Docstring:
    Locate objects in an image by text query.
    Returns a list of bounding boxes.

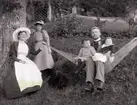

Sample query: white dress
[14,41,43,91]
[92,53,107,63]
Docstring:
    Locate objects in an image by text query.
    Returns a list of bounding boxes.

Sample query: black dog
[48,69,70,89]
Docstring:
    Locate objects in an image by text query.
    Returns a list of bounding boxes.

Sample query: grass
[76,15,131,32]
[0,36,137,105]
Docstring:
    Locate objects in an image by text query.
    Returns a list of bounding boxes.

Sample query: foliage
[0,0,21,15]
[75,0,137,17]
[49,16,137,39]
[25,0,137,23]
[51,15,89,38]
[50,0,137,17]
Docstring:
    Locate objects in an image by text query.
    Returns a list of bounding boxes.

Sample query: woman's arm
[42,30,50,47]
[9,43,20,62]
[27,43,42,55]
[42,30,53,54]
[30,49,41,55]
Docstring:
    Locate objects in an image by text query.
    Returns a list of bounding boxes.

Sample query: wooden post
[72,5,77,14]
[47,0,52,21]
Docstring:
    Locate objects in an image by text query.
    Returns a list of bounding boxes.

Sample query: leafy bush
[49,14,137,39]
[51,15,89,38]
[0,0,21,14]
[102,31,137,39]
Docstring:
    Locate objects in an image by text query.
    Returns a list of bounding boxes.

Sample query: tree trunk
[47,0,52,21]
[16,0,27,27]
[26,0,35,25]
[0,0,27,60]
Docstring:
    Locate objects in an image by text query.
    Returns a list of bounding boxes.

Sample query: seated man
[85,27,114,92]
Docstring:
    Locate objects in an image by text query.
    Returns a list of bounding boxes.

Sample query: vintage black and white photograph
[0,0,137,105]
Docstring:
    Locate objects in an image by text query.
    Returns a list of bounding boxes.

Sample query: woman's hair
[18,31,27,36]
[34,23,43,26]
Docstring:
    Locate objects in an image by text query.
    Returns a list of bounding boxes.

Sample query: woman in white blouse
[3,27,43,99]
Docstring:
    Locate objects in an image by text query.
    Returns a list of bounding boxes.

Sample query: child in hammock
[92,37,115,63]
[74,37,115,73]
[100,37,115,62]
[74,39,96,73]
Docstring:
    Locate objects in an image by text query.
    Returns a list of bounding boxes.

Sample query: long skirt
[3,57,43,99]
[33,42,54,71]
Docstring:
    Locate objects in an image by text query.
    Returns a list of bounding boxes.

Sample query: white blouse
[17,41,29,60]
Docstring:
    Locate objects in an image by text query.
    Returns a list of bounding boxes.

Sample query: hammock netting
[51,37,137,73]
[0,37,137,74]
[0,37,137,89]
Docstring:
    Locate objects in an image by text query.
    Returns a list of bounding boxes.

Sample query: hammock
[51,37,137,73]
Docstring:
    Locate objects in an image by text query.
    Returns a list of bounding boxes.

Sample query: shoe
[97,81,104,91]
[97,87,103,91]
[85,87,94,93]
[84,82,94,93]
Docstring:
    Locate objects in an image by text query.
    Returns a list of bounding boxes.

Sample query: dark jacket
[100,45,115,54]
[92,38,105,52]
[92,38,115,54]
[9,42,41,62]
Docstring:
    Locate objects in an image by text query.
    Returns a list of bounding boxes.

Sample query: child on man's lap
[74,39,96,73]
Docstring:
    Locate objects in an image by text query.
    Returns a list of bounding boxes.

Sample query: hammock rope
[1,37,137,74]
[51,47,76,64]
[51,37,137,73]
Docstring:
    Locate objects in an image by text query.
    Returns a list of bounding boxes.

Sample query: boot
[84,82,94,93]
[97,81,104,91]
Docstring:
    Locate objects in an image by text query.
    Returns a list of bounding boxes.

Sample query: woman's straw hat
[34,20,44,26]
[12,27,31,42]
